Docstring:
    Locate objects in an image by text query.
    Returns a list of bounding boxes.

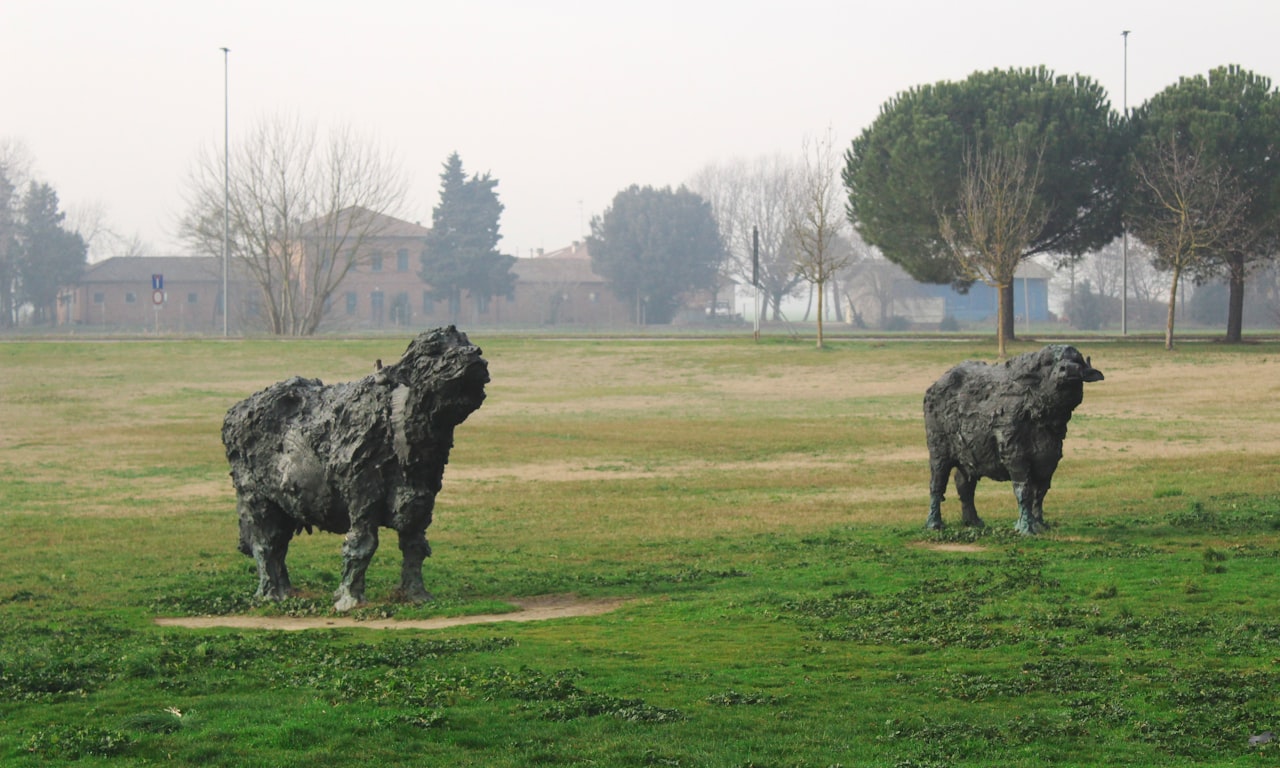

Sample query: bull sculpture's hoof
[1015,517,1049,536]
[393,587,433,604]
[333,588,365,613]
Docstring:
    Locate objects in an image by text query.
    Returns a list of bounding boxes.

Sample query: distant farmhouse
[58,212,639,333]
[60,255,230,333]
[839,258,1052,329]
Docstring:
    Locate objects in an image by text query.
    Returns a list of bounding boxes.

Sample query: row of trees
[586,131,848,343]
[594,64,1280,351]
[172,65,1280,344]
[176,120,845,337]
[845,64,1280,352]
[179,117,522,336]
[0,144,88,328]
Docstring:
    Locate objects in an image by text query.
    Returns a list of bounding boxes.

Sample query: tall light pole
[1121,30,1130,336]
[221,46,230,337]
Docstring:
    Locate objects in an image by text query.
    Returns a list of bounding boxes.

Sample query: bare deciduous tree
[835,234,895,329]
[688,155,805,322]
[939,139,1048,357]
[1128,137,1250,350]
[180,116,407,335]
[791,130,851,348]
[66,202,152,262]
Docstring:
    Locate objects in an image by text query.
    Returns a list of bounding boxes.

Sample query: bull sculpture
[924,345,1103,535]
[222,326,488,611]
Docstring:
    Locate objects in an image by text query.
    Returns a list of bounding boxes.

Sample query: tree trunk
[999,281,1016,345]
[995,281,1009,358]
[1165,266,1182,351]
[1225,252,1245,343]
[815,279,825,349]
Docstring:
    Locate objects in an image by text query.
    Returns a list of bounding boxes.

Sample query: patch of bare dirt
[916,542,987,553]
[154,594,628,632]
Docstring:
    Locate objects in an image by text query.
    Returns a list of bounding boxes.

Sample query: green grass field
[1,334,1278,767]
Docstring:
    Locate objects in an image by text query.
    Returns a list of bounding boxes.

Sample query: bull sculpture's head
[1050,345,1105,385]
[381,326,489,474]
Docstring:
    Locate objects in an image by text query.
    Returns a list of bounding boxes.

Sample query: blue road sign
[152,274,163,291]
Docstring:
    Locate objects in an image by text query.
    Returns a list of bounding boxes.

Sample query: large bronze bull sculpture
[222,326,488,610]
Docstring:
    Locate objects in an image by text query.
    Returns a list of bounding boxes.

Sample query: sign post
[152,274,164,333]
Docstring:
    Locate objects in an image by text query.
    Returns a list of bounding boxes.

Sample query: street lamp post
[221,46,230,337]
[1121,30,1130,336]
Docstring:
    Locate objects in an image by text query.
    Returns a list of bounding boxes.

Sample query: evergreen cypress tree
[418,153,516,321]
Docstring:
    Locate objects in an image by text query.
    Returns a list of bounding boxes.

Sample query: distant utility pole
[752,226,760,342]
[1121,30,1130,336]
[221,46,231,338]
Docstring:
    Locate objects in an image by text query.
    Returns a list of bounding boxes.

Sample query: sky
[5,0,1280,262]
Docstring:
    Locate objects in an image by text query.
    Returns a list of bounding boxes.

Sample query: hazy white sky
[5,0,1280,260]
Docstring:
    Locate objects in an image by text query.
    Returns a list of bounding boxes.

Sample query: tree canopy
[845,66,1125,345]
[587,185,725,325]
[418,152,516,321]
[1127,65,1280,342]
[16,181,86,325]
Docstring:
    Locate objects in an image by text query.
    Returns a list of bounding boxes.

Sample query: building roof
[512,254,605,284]
[299,206,430,240]
[537,241,591,260]
[511,240,605,284]
[1015,260,1054,280]
[84,256,223,283]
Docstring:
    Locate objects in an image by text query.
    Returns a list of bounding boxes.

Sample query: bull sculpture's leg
[238,498,295,600]
[926,457,951,530]
[954,468,984,528]
[391,489,436,602]
[1012,479,1047,535]
[1029,475,1052,532]
[333,521,379,612]
[395,527,433,603]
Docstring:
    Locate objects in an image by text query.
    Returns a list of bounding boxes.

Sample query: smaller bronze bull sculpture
[924,345,1103,534]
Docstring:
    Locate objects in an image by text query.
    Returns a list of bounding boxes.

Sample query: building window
[397,249,409,272]
[370,252,383,272]
[345,291,357,315]
[188,292,199,304]
[93,292,105,304]
[371,291,385,325]
[391,292,410,325]
[125,292,137,304]
[422,291,434,316]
